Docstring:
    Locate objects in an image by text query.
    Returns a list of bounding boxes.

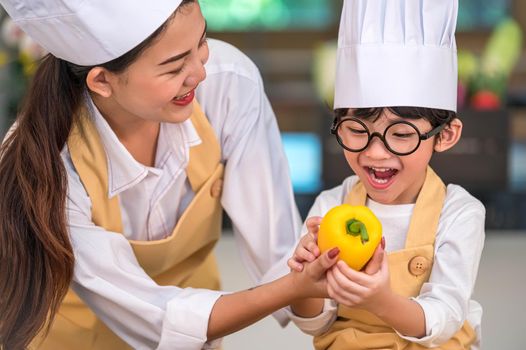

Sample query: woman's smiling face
[101,2,209,124]
[343,109,437,205]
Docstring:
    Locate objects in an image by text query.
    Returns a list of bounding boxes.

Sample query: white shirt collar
[366,197,415,217]
[85,94,202,198]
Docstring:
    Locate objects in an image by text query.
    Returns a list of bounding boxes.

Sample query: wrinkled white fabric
[334,0,459,111]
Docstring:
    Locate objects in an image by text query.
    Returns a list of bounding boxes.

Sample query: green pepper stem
[345,219,369,244]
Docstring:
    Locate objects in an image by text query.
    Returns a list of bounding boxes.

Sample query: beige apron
[314,167,476,350]
[33,102,224,349]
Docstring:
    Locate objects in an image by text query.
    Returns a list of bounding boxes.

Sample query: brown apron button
[408,256,430,276]
[210,179,223,198]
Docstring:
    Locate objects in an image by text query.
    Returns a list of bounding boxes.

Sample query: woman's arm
[66,164,338,349]
[68,209,337,349]
[207,249,339,340]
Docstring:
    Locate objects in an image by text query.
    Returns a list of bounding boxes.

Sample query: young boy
[287,0,485,349]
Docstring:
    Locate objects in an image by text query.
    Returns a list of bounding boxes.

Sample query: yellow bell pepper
[318,204,382,270]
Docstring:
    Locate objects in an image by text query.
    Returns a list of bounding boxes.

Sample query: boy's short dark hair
[335,107,456,128]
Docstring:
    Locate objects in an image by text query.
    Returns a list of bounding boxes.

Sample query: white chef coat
[289,175,485,349]
[62,39,302,350]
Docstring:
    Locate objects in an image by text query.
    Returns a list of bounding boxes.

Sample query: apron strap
[404,166,446,248]
[68,108,123,233]
[186,101,221,193]
[346,180,367,206]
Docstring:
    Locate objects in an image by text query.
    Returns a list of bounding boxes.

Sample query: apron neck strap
[68,106,124,233]
[405,166,446,248]
[186,101,221,193]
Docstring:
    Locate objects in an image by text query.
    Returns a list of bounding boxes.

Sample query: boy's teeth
[371,167,391,172]
[373,177,388,184]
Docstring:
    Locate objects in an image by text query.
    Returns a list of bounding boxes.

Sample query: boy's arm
[326,245,427,338]
[291,298,325,318]
[336,241,427,338]
[396,194,485,346]
[288,299,338,336]
[367,291,427,338]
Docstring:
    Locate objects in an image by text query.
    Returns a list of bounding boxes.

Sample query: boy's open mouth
[366,167,398,185]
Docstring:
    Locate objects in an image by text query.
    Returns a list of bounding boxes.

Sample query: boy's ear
[434,118,462,153]
[86,67,115,98]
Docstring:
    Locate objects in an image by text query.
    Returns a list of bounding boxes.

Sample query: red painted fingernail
[328,247,340,259]
[381,237,386,249]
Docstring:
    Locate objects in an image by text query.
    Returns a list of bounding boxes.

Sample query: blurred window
[281,132,322,194]
[458,0,511,30]
[201,0,334,31]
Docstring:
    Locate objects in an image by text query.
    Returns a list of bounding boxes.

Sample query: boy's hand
[288,216,322,272]
[326,242,392,312]
[362,236,386,275]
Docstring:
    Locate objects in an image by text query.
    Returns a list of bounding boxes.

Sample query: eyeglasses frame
[330,117,447,156]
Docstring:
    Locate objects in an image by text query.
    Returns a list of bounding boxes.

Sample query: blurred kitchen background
[1,0,525,349]
[199,0,526,228]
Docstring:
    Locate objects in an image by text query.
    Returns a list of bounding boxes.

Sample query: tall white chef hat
[0,0,183,66]
[334,0,459,112]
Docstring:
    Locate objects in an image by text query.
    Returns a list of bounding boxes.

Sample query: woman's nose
[184,64,206,87]
[184,51,208,87]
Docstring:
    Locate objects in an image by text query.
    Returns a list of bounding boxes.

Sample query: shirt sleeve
[196,40,303,325]
[286,299,338,336]
[397,188,486,347]
[63,150,226,350]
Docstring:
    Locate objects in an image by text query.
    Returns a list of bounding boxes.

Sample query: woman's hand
[289,242,340,318]
[291,245,340,299]
[288,216,322,272]
[326,241,392,313]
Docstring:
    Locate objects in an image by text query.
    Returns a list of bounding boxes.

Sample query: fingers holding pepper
[288,216,322,272]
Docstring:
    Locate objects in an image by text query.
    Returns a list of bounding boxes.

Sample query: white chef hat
[0,0,183,66]
[334,0,459,112]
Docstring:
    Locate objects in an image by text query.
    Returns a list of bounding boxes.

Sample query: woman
[0,1,334,349]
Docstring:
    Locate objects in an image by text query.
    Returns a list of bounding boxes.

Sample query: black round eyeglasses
[330,117,447,156]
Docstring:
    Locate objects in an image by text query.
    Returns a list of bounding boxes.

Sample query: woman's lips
[172,89,195,106]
